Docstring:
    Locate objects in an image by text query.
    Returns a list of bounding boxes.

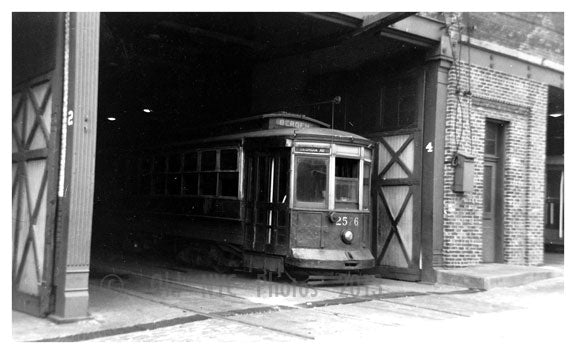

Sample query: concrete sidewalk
[435,263,561,289]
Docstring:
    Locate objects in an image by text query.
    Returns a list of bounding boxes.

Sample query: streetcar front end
[286,137,375,272]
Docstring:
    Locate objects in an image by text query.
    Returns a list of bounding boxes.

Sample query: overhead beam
[354,12,417,36]
[379,28,438,48]
[387,15,445,43]
[263,12,418,59]
[301,12,362,28]
[158,21,266,51]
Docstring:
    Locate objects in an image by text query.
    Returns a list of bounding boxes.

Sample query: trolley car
[99,112,375,278]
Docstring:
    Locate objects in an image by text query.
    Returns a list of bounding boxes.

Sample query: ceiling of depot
[96,13,425,150]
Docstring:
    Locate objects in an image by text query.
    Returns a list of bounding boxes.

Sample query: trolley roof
[168,111,373,148]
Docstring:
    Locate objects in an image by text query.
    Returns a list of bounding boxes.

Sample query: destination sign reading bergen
[270,118,312,129]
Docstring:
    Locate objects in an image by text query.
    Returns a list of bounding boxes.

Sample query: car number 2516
[335,216,359,227]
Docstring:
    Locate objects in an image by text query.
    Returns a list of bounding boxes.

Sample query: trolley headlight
[341,230,354,244]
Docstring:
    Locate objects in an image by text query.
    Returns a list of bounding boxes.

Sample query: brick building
[12,12,563,320]
[436,13,563,267]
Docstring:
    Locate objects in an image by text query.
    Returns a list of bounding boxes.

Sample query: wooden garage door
[372,131,422,281]
[12,72,60,316]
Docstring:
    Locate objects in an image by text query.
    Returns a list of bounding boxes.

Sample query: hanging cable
[466,23,474,154]
[455,14,466,153]
[442,12,466,154]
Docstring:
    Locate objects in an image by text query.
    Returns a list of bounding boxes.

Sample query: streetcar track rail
[104,285,314,340]
[38,266,482,342]
[377,299,470,317]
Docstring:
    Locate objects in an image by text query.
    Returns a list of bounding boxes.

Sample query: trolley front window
[335,157,359,209]
[295,157,328,208]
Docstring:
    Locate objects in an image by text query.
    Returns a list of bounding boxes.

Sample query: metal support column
[49,12,100,322]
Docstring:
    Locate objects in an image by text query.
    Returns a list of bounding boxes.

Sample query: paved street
[13,250,566,346]
[87,273,566,344]
[87,251,567,344]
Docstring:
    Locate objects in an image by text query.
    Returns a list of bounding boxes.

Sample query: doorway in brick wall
[482,120,505,263]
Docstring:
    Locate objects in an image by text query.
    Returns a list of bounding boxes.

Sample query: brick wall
[419,12,564,65]
[466,12,564,65]
[442,59,547,267]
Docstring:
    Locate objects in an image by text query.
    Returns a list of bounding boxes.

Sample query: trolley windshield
[295,156,328,208]
[335,157,359,209]
[293,145,371,211]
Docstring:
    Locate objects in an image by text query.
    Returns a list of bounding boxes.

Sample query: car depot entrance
[12,12,451,320]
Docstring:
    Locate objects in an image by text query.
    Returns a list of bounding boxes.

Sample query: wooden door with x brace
[371,130,422,281]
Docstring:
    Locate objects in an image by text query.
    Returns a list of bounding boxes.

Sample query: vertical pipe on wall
[57,13,70,199]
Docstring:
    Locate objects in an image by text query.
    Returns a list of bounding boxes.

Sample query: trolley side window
[183,173,199,195]
[220,149,238,170]
[200,150,217,171]
[295,156,328,208]
[335,157,359,210]
[199,172,217,195]
[199,149,240,198]
[200,150,218,195]
[219,149,239,197]
[135,148,239,198]
[183,152,199,195]
[183,152,198,171]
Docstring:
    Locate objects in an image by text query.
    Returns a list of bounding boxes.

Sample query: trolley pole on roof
[331,96,342,129]
[284,96,341,128]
